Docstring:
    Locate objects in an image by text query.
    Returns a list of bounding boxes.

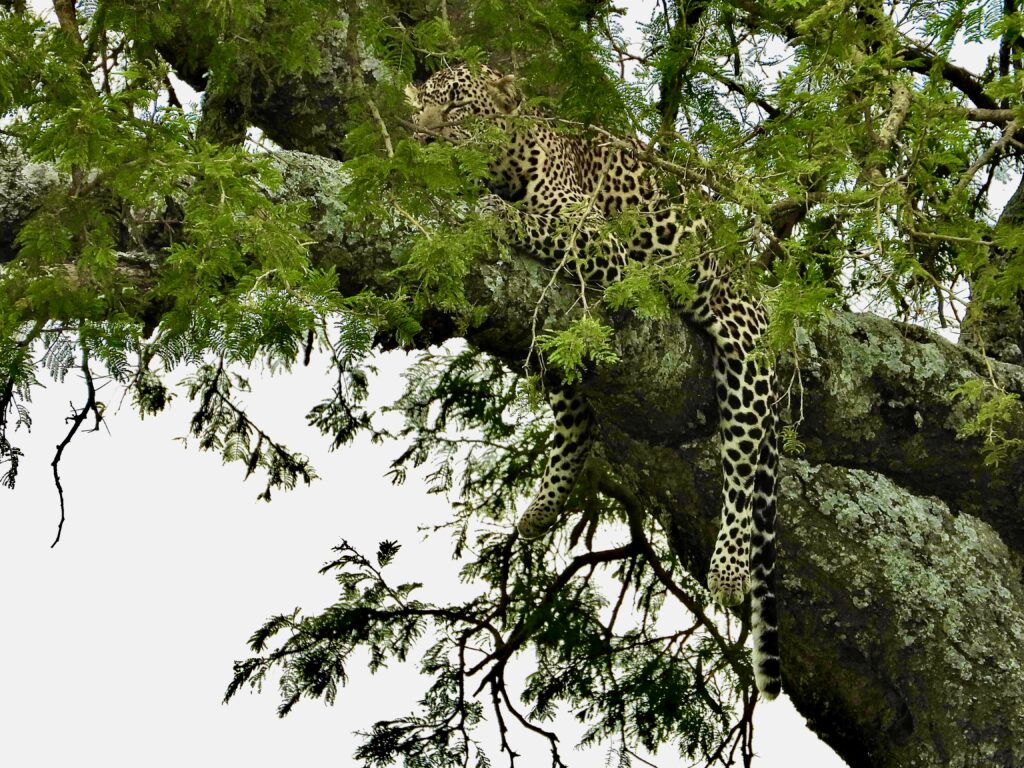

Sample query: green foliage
[780,424,806,457]
[100,0,343,100]
[223,347,742,762]
[763,263,837,355]
[132,369,172,417]
[947,379,1024,466]
[383,348,544,511]
[603,261,672,320]
[0,1,342,345]
[225,539,430,715]
[182,362,317,499]
[305,314,378,451]
[335,132,502,335]
[537,317,620,385]
[390,214,494,313]
[0,1,352,501]
[5,0,1024,764]
[226,519,738,766]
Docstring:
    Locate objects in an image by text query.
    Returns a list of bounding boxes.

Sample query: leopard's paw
[515,500,559,540]
[479,193,507,215]
[707,562,751,607]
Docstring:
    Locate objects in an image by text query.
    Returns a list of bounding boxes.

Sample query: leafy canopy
[2,0,1023,765]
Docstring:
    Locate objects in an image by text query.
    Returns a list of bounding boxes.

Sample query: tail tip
[753,652,781,700]
[757,676,782,700]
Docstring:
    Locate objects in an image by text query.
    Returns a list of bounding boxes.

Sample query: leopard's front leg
[517,386,593,538]
[481,195,628,283]
[479,198,617,538]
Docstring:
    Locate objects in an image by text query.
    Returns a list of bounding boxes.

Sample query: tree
[2,1,1024,766]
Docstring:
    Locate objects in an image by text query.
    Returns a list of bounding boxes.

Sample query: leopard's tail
[750,408,781,699]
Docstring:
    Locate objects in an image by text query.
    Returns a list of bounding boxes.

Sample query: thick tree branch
[4,148,1024,768]
[966,106,1019,123]
[52,0,82,48]
[896,45,998,111]
[4,149,1023,548]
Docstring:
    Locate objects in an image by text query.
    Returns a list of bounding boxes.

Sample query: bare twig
[470,542,640,682]
[704,686,757,767]
[705,69,781,118]
[496,676,567,768]
[909,229,991,248]
[488,677,518,767]
[50,350,102,547]
[956,120,1020,194]
[595,474,752,683]
[367,98,395,158]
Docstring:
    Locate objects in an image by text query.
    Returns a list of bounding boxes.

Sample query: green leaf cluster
[182,362,317,500]
[537,316,620,385]
[948,378,1024,465]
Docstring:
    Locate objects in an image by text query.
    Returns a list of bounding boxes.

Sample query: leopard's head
[404,64,522,143]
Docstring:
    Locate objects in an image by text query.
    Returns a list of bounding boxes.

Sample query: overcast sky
[0,349,846,767]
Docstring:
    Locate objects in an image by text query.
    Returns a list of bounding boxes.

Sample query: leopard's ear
[485,74,522,114]
[404,83,421,108]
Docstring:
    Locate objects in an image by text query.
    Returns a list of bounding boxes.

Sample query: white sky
[0,350,846,768]
[6,0,1012,765]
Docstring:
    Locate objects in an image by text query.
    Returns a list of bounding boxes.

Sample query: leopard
[405,64,781,700]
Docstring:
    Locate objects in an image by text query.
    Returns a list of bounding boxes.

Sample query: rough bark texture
[776,463,1024,768]
[6,8,1024,756]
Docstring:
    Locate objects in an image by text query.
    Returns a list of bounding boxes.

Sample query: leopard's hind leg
[684,278,773,608]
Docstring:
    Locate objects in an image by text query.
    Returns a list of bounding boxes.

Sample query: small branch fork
[459,478,754,764]
[595,475,753,683]
[956,119,1021,194]
[704,688,757,768]
[50,350,104,547]
[460,541,640,767]
[469,542,641,685]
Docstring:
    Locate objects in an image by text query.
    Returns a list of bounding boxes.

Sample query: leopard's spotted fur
[407,65,781,699]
